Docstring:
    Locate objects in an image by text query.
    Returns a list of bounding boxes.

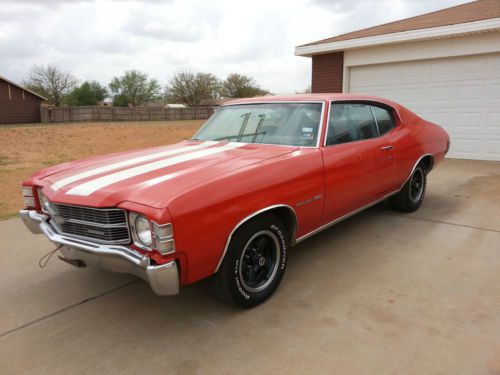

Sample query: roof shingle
[301,0,500,47]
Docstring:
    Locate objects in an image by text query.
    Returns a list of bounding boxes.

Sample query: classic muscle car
[20,94,449,307]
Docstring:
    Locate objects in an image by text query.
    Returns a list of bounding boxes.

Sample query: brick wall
[0,79,43,124]
[311,52,344,93]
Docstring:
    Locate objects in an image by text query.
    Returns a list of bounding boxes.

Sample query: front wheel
[211,215,289,308]
[389,164,427,212]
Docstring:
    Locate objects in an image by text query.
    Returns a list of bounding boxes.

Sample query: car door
[321,102,394,224]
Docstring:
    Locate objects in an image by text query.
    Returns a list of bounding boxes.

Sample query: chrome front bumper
[19,209,179,296]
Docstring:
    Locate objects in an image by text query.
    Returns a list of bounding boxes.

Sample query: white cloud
[0,0,470,93]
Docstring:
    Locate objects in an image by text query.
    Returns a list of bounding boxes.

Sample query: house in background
[0,75,47,124]
[296,0,500,161]
[165,103,187,109]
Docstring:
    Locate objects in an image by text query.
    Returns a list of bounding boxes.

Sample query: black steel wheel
[211,214,289,308]
[389,163,427,212]
[409,167,425,203]
[239,230,280,293]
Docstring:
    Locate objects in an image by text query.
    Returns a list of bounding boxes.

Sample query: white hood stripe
[51,141,218,191]
[66,142,246,196]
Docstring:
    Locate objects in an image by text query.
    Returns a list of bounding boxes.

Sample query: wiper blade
[237,112,251,142]
[214,131,266,142]
[252,114,266,143]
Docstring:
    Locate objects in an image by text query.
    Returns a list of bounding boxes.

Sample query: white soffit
[295,17,500,56]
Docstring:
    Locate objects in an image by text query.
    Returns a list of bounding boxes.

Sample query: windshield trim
[192,101,325,149]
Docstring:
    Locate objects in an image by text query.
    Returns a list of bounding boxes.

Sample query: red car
[20,94,449,307]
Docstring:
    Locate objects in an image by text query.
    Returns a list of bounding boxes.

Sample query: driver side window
[326,103,378,146]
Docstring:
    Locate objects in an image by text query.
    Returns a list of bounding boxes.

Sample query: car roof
[224,93,399,108]
[223,94,417,125]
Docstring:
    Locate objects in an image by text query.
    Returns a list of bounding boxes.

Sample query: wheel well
[215,205,299,273]
[236,206,298,245]
[420,155,434,173]
[264,206,298,243]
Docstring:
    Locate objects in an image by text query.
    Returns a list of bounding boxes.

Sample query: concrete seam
[388,214,500,234]
[0,279,139,339]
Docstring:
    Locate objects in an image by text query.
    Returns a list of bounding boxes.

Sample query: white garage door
[349,53,500,161]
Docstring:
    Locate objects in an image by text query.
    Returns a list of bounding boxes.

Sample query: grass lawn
[0,120,204,219]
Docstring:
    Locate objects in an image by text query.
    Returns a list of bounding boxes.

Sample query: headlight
[129,213,175,254]
[135,215,153,247]
[37,188,53,214]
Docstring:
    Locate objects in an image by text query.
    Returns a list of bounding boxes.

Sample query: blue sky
[0,0,470,93]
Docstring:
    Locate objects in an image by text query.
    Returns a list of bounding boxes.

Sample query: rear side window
[371,106,395,135]
[326,103,378,146]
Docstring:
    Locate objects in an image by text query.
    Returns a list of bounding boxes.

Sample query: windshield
[193,102,323,147]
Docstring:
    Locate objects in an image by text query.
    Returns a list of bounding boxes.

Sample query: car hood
[39,141,298,208]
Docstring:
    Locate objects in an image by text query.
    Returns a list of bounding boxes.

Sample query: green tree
[166,71,220,106]
[65,81,108,106]
[220,73,268,98]
[24,64,78,106]
[108,70,161,107]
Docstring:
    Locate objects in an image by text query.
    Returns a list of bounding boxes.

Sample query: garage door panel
[454,112,485,132]
[427,85,455,101]
[486,112,500,136]
[490,81,500,99]
[349,53,500,161]
[456,83,485,100]
[485,139,500,160]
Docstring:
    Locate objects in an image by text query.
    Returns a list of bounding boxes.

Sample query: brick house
[295,0,500,161]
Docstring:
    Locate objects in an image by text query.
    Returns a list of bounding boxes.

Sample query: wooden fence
[40,106,215,123]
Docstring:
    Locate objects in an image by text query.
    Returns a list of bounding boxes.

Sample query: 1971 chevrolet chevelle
[20,94,449,307]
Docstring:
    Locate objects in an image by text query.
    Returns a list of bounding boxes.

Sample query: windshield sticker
[302,127,313,132]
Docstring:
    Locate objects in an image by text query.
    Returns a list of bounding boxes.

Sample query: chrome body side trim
[214,204,298,273]
[294,153,434,243]
[295,190,399,243]
[19,209,179,296]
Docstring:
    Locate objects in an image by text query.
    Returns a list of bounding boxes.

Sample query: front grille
[51,204,130,244]
[56,204,126,225]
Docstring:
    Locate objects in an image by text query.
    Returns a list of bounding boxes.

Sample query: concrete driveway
[1,159,499,375]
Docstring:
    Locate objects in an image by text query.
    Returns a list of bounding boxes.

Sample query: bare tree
[109,70,162,107]
[166,71,220,106]
[220,73,268,98]
[295,85,312,94]
[24,64,78,106]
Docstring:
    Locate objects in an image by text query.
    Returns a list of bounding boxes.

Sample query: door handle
[381,145,393,150]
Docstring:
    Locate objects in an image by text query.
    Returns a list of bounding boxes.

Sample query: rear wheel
[211,215,289,308]
[389,164,427,212]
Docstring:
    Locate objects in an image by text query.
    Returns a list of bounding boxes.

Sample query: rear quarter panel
[390,105,449,184]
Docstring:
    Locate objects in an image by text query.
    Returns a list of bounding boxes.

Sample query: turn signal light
[21,186,35,208]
